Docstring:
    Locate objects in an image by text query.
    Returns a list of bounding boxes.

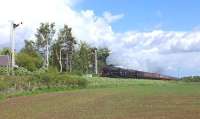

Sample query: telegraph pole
[10,22,14,75]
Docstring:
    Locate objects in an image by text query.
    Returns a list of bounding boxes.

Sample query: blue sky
[76,0,200,32]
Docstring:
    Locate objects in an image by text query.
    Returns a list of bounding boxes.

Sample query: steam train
[101,66,177,80]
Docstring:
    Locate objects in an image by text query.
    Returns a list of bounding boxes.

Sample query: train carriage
[101,66,177,80]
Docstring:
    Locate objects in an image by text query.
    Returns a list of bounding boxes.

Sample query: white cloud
[0,0,200,77]
[103,12,124,23]
[107,30,200,77]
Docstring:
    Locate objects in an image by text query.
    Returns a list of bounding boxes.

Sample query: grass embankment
[0,78,200,119]
[0,76,197,100]
[0,76,177,100]
[0,74,87,100]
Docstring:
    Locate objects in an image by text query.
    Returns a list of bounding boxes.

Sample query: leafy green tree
[59,25,76,72]
[50,25,76,72]
[16,40,43,71]
[16,52,43,71]
[0,48,11,55]
[97,48,110,71]
[35,22,55,52]
[21,40,37,56]
[50,41,61,70]
[78,42,91,73]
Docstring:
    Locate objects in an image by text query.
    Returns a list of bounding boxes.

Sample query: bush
[33,67,47,75]
[39,72,57,88]
[0,76,33,92]
[33,73,87,89]
[0,72,88,97]
[181,76,200,82]
[0,67,9,75]
[56,74,87,88]
[15,67,32,76]
[16,52,43,71]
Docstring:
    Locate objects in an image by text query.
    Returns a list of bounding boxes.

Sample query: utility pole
[10,21,22,75]
[10,22,14,75]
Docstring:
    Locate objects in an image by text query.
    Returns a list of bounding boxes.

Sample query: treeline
[0,23,110,98]
[181,76,200,82]
[0,22,110,75]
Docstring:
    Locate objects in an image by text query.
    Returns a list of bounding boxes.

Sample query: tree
[35,22,55,68]
[97,48,110,72]
[0,48,11,56]
[73,44,110,74]
[51,25,76,72]
[50,41,61,71]
[21,40,36,56]
[16,52,43,71]
[35,23,55,51]
[16,40,43,71]
[78,42,91,73]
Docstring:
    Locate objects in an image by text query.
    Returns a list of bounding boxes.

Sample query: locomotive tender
[101,66,177,80]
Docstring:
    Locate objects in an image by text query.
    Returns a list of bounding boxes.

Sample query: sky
[75,0,200,31]
[0,0,200,77]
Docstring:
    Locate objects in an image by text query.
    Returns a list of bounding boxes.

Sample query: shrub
[0,75,33,92]
[33,67,47,75]
[181,76,200,82]
[0,72,88,96]
[15,67,32,76]
[0,67,9,75]
[16,52,43,71]
[56,74,87,88]
[39,72,57,88]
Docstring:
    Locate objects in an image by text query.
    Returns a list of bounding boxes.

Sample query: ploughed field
[0,78,200,119]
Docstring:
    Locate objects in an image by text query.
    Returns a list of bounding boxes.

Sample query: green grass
[0,77,197,100]
[0,77,200,119]
[87,77,176,88]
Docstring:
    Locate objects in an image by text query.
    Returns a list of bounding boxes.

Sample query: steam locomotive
[101,66,177,80]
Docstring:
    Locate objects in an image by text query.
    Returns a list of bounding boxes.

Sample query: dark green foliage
[20,40,36,55]
[181,76,200,82]
[78,42,91,73]
[0,48,11,55]
[0,67,9,75]
[50,25,76,72]
[14,67,32,76]
[97,48,110,72]
[36,67,59,88]
[16,52,43,71]
[56,74,87,88]
[0,73,87,96]
[34,72,87,89]
[33,67,47,74]
[0,76,33,92]
[16,39,43,71]
[35,22,55,50]
[50,42,61,70]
